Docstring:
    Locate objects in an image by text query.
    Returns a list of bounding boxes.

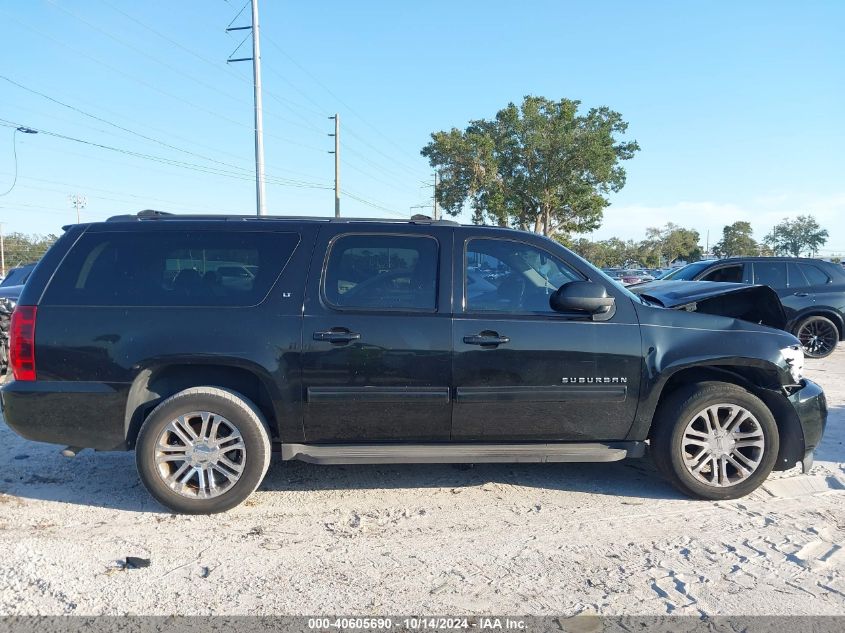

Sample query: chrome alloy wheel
[154,411,247,499]
[681,404,765,487]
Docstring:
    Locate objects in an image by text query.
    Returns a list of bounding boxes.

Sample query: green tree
[713,221,759,258]
[2,233,57,274]
[567,237,633,268]
[763,215,829,256]
[421,96,639,238]
[643,223,701,265]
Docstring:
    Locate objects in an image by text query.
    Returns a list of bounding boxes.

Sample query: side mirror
[550,281,615,320]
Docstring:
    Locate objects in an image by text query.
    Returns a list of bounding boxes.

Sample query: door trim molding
[455,385,627,403]
[307,386,450,403]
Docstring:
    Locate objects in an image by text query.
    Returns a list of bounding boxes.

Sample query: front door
[451,232,642,441]
[301,226,453,442]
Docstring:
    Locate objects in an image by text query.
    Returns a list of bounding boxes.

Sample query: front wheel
[795,315,839,359]
[135,387,272,514]
[651,382,779,500]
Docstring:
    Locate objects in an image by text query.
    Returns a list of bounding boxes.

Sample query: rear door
[301,224,453,442]
[451,230,642,441]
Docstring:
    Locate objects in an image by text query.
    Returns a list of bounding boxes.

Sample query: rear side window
[787,263,809,288]
[323,234,438,311]
[799,263,831,286]
[753,262,787,289]
[42,230,299,307]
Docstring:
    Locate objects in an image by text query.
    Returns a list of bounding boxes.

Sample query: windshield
[0,267,32,287]
[661,261,715,280]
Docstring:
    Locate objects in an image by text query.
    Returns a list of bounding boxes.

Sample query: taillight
[9,305,37,381]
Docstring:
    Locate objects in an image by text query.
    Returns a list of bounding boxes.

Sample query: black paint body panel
[0,217,829,469]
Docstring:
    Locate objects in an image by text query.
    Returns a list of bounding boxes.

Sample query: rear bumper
[0,380,128,451]
[788,378,827,470]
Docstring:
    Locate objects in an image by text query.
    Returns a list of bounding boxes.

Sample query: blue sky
[1,0,843,254]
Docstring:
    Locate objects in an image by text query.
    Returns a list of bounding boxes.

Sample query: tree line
[2,232,58,273]
[421,95,832,267]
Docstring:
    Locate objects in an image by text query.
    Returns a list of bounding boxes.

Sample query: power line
[2,10,327,155]
[2,75,328,183]
[260,35,427,178]
[0,118,332,190]
[0,126,38,197]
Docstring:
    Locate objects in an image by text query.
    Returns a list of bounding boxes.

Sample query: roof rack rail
[104,210,462,226]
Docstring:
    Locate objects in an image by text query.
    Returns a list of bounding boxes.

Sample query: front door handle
[463,332,510,347]
[793,292,810,297]
[313,329,361,344]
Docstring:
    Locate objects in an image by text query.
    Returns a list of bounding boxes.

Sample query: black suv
[660,257,845,358]
[1,213,827,513]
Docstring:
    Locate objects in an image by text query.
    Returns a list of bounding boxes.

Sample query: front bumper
[787,378,827,472]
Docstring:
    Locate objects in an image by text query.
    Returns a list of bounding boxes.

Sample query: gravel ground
[0,349,843,616]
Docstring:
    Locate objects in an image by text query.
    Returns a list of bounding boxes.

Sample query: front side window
[753,261,788,289]
[42,230,298,306]
[323,234,438,311]
[700,265,743,283]
[465,238,582,313]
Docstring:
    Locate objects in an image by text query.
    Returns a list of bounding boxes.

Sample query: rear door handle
[793,292,810,297]
[463,333,510,346]
[313,329,361,344]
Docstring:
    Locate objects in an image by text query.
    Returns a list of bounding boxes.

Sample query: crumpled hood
[630,280,787,330]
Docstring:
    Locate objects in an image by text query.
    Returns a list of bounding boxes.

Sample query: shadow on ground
[2,404,841,514]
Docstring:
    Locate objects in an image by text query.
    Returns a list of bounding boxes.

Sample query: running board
[281,442,645,465]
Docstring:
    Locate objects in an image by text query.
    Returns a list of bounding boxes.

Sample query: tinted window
[662,261,715,280]
[700,265,743,283]
[323,234,438,310]
[787,263,809,288]
[465,238,582,313]
[800,264,831,286]
[43,230,298,306]
[754,261,788,288]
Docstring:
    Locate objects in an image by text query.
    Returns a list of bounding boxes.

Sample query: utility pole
[227,0,266,216]
[68,194,87,224]
[328,114,340,217]
[0,223,5,278]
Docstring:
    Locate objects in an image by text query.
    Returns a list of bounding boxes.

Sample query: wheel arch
[124,361,281,449]
[645,365,804,471]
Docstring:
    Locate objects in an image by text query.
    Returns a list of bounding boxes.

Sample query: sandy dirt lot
[0,349,843,616]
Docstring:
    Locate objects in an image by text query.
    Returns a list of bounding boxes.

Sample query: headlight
[780,345,804,384]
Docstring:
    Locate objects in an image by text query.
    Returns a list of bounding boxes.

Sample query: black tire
[135,387,272,514]
[795,315,839,359]
[651,381,779,500]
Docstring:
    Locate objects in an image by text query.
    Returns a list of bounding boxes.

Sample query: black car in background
[656,257,845,358]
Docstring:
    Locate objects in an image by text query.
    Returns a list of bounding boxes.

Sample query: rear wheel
[135,387,272,514]
[795,315,839,359]
[651,382,779,500]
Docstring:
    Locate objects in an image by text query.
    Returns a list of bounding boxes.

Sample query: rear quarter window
[42,230,299,307]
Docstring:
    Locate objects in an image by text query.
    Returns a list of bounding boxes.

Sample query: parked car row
[601,268,659,285]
